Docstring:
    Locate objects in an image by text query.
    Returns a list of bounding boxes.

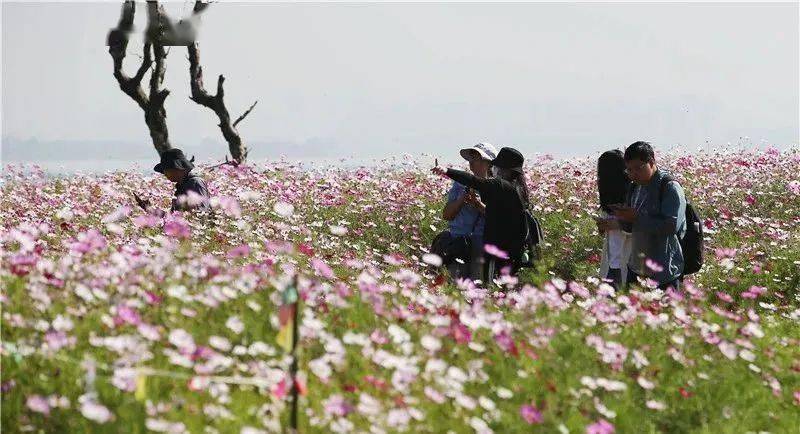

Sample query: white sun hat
[459,142,498,162]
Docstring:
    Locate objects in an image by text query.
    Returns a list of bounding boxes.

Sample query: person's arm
[464,190,486,214]
[442,182,466,220]
[443,195,467,221]
[633,182,685,235]
[134,193,166,217]
[445,169,493,196]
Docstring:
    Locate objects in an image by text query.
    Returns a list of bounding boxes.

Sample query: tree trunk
[187,1,253,164]
[107,0,172,156]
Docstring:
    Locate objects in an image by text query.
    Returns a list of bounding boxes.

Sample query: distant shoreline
[3,144,798,176]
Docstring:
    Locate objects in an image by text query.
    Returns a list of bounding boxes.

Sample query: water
[1,155,454,177]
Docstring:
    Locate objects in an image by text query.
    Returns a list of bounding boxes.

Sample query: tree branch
[233,100,258,128]
[186,0,250,163]
[108,1,150,110]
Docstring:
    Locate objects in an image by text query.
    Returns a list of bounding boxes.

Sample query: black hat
[490,147,524,171]
[154,148,194,173]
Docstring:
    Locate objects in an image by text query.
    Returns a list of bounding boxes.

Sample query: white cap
[459,142,498,162]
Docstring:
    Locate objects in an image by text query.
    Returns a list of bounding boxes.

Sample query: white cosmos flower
[425,359,447,375]
[343,332,370,346]
[387,324,410,345]
[329,225,348,236]
[208,336,231,352]
[79,396,113,423]
[478,396,496,411]
[420,335,441,352]
[468,342,486,353]
[225,316,244,335]
[470,416,493,434]
[637,376,655,390]
[455,393,476,410]
[422,253,443,267]
[496,387,513,399]
[357,393,381,416]
[168,329,196,354]
[273,201,294,218]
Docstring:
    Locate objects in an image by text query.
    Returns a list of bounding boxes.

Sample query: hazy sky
[2,1,798,162]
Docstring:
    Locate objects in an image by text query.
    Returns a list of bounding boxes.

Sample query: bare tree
[107,0,171,156]
[187,0,254,164]
[107,0,254,164]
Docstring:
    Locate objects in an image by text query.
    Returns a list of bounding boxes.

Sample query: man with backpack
[612,141,701,290]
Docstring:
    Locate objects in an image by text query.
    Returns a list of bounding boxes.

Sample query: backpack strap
[657,173,674,209]
[657,173,686,238]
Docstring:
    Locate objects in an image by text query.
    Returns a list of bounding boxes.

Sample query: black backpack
[658,175,704,275]
[517,208,544,268]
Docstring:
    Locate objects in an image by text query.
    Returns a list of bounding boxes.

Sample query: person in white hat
[439,142,498,280]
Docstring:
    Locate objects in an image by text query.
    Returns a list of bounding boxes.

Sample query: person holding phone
[613,141,686,290]
[135,148,211,216]
[594,149,632,289]
[432,146,529,283]
[438,143,497,280]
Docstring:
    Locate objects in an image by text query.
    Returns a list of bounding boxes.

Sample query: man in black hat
[432,147,530,281]
[135,148,211,214]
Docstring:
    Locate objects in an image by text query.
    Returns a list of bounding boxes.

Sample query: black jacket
[445,169,527,260]
[172,173,211,212]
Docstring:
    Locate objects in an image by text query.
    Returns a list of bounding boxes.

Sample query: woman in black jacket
[432,147,529,281]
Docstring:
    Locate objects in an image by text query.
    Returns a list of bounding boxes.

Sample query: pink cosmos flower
[741,285,767,299]
[44,331,72,352]
[27,394,51,415]
[322,394,353,417]
[369,330,388,345]
[144,291,163,305]
[226,244,251,259]
[494,331,519,357]
[716,291,733,303]
[311,258,336,279]
[520,403,543,424]
[645,258,663,273]
[483,244,509,260]
[101,205,131,224]
[788,180,800,195]
[69,229,107,254]
[163,217,191,239]
[9,253,38,276]
[424,386,446,404]
[133,214,161,228]
[114,305,142,327]
[212,195,241,217]
[272,378,287,399]
[714,248,737,260]
[586,418,615,434]
[451,321,472,345]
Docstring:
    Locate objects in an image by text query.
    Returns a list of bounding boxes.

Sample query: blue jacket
[446,181,485,238]
[626,169,686,284]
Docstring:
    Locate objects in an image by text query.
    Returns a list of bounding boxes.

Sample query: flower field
[2,147,799,433]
